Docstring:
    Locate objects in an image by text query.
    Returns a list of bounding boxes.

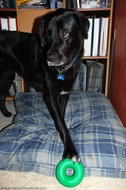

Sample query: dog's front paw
[63,151,81,163]
[71,155,81,163]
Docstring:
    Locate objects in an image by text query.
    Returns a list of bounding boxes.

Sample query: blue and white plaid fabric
[0,91,126,177]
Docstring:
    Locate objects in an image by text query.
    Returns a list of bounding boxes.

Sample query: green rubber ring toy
[56,158,85,188]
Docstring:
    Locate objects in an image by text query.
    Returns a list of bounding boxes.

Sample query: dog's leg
[59,94,69,117]
[43,93,79,162]
[0,71,15,117]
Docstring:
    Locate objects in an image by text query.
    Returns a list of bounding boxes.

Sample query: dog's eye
[63,31,69,38]
[47,34,51,39]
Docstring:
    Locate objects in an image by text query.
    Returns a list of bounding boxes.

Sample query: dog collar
[57,73,65,80]
[71,56,78,64]
[56,56,78,81]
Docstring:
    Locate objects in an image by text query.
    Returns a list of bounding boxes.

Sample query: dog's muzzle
[47,61,65,67]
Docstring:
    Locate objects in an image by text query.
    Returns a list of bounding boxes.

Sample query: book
[76,0,81,9]
[72,0,80,9]
[50,0,56,8]
[74,63,87,92]
[99,17,109,56]
[8,17,17,31]
[57,1,63,8]
[81,0,106,8]
[9,74,23,96]
[66,0,74,8]
[18,0,50,9]
[92,17,100,56]
[86,60,104,92]
[84,17,93,56]
[50,0,63,8]
[0,0,16,8]
[105,0,111,7]
[0,17,17,31]
[2,0,9,8]
[0,17,8,31]
[9,83,16,96]
[8,0,16,8]
[66,0,81,8]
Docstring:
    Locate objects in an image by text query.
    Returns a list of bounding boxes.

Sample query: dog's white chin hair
[47,61,65,67]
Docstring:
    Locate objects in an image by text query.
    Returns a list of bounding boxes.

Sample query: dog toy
[56,158,84,188]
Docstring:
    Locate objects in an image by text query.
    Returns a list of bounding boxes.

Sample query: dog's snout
[47,54,56,62]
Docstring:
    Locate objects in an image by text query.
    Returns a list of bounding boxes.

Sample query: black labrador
[0,9,89,161]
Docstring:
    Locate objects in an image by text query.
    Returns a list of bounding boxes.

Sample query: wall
[109,0,126,127]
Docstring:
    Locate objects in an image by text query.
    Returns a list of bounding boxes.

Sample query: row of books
[0,16,17,31]
[0,0,16,8]
[50,0,63,8]
[74,61,104,92]
[10,60,105,95]
[84,16,109,57]
[9,61,104,95]
[86,60,104,92]
[18,0,63,9]
[66,0,111,9]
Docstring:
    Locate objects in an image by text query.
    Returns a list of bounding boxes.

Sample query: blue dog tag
[57,74,65,81]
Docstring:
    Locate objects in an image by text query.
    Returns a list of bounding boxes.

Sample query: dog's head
[39,9,89,69]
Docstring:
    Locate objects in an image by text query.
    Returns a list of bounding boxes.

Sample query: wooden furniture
[109,0,126,127]
[0,0,114,97]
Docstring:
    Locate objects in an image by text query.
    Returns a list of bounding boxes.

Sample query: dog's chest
[60,90,70,95]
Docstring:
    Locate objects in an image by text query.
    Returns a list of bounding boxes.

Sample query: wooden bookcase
[0,0,114,97]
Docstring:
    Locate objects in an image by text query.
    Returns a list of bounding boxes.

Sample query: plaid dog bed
[0,91,126,177]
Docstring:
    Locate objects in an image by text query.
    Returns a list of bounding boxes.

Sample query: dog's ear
[74,11,90,39]
[39,19,46,47]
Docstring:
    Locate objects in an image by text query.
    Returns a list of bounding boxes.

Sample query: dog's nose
[47,55,56,63]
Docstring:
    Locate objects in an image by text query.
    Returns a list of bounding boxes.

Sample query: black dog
[0,9,89,161]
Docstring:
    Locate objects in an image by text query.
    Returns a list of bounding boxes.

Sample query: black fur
[0,9,89,161]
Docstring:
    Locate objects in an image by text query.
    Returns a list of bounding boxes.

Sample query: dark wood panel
[109,0,126,127]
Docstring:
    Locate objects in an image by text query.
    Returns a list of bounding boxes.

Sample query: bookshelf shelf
[6,96,14,101]
[79,8,111,12]
[82,56,108,60]
[0,8,16,12]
